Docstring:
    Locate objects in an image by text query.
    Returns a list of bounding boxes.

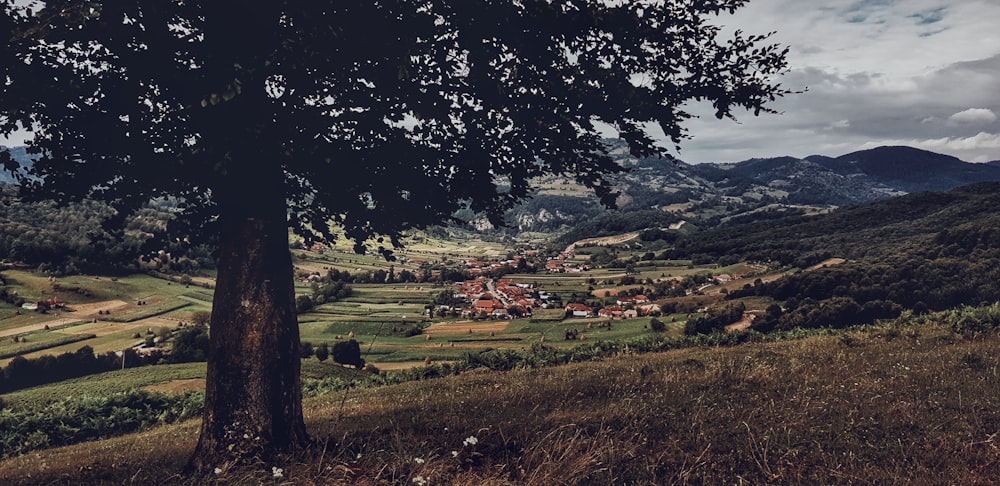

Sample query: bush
[190,310,211,327]
[403,324,426,337]
[949,303,1000,338]
[649,318,666,332]
[332,340,365,369]
[167,327,210,363]
[0,390,204,458]
[315,342,329,362]
[295,294,314,314]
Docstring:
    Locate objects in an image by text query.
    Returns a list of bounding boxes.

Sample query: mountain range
[4,143,1000,233]
[507,143,1000,234]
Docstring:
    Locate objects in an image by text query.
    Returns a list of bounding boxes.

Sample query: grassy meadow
[12,231,991,483]
[0,270,213,368]
[2,315,999,484]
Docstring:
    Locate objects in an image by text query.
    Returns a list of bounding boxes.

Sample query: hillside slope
[1,317,998,484]
[508,143,1000,234]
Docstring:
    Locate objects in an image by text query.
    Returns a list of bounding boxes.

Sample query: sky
[3,0,998,164]
[671,0,1000,164]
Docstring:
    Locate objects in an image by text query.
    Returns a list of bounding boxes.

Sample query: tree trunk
[186,181,308,474]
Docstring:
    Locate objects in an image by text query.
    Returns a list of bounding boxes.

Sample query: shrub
[649,318,666,332]
[167,327,210,363]
[0,390,204,458]
[949,303,1000,338]
[315,342,329,362]
[332,340,365,369]
[190,310,211,327]
[295,294,314,314]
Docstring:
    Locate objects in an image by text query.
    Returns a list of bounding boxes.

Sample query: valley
[2,148,1000,484]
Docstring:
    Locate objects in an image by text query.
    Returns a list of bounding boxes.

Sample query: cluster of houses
[445,276,664,321]
[564,295,662,319]
[544,256,590,273]
[448,277,538,319]
[714,273,743,283]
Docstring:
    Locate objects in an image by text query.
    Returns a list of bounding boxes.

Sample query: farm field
[0,271,213,367]
[1,235,779,383]
[299,285,688,367]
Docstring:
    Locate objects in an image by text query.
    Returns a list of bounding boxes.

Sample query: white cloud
[947,108,997,126]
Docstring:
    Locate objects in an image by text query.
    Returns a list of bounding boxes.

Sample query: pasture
[2,234,768,374]
[0,271,212,367]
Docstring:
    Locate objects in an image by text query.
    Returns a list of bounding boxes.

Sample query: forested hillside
[657,182,1000,331]
[0,186,213,275]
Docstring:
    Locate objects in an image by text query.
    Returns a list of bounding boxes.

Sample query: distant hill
[815,146,1000,192]
[7,142,998,239]
[697,146,1000,207]
[666,180,1000,265]
[509,143,1000,235]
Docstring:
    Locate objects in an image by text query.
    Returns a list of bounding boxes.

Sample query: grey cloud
[947,108,998,126]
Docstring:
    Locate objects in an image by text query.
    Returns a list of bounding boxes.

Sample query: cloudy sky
[672,0,1000,164]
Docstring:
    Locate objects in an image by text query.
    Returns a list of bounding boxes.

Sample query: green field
[0,271,213,367]
[1,235,763,370]
[0,363,208,411]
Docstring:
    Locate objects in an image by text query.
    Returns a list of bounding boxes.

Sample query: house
[598,306,624,319]
[565,303,594,318]
[545,260,565,273]
[617,295,650,307]
[637,303,662,316]
[475,297,500,314]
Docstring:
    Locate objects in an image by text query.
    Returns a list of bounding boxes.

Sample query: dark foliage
[314,342,329,362]
[0,345,163,394]
[685,301,745,335]
[166,326,210,364]
[332,340,365,369]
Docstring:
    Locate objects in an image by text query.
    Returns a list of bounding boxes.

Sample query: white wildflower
[213,467,222,475]
[414,457,425,464]
[451,450,459,458]
[412,476,427,486]
[272,466,284,478]
[463,435,478,447]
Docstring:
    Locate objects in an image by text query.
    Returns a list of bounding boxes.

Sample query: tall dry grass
[2,320,1000,484]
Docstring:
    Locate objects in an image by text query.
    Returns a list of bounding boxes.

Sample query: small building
[565,303,594,318]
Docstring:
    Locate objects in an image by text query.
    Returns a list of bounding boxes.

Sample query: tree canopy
[1,0,790,476]
[3,1,788,250]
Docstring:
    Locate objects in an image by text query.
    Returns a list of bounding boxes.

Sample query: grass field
[0,363,208,411]
[1,244,770,371]
[0,272,213,367]
[4,253,741,369]
[3,316,1000,484]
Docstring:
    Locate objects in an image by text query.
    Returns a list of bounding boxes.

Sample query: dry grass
[3,321,1000,484]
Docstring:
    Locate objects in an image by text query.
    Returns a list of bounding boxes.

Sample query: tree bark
[186,179,308,474]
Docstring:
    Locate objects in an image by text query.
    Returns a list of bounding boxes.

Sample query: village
[445,247,670,322]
